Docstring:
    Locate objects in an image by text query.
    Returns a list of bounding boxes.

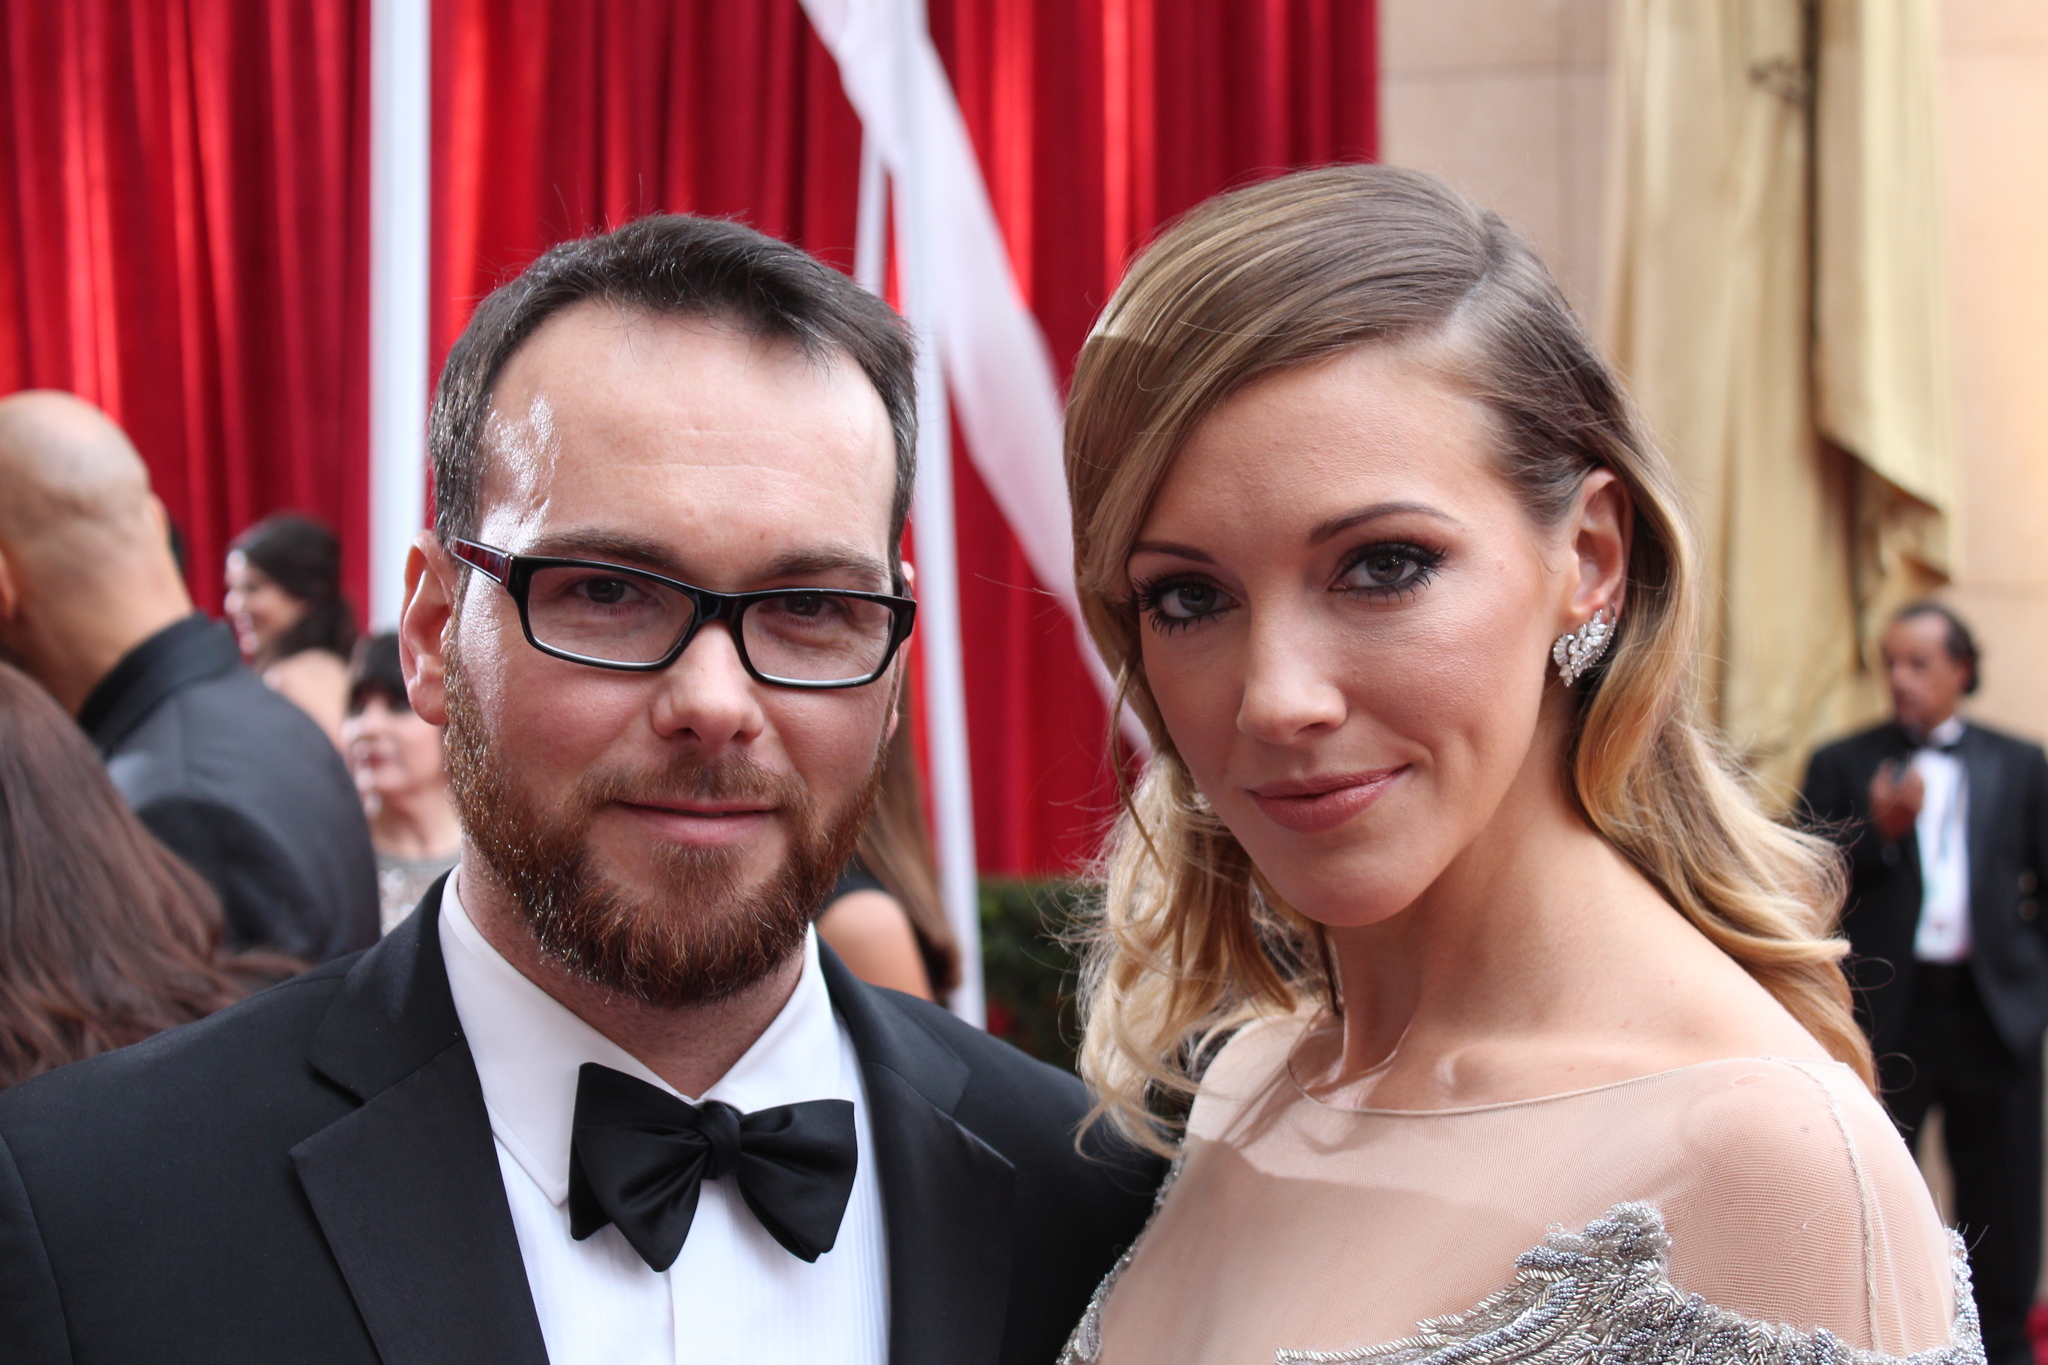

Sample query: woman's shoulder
[1640,1056,1959,1355]
[1183,1010,1319,1138]
[261,650,349,741]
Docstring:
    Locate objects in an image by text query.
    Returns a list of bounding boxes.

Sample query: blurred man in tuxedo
[0,216,1159,1365]
[0,391,377,961]
[1803,602,2048,1365]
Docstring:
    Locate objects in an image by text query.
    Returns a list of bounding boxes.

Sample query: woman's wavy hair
[1064,165,1869,1153]
[0,664,299,1087]
[230,513,357,663]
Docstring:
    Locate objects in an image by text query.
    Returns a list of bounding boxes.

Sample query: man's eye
[581,577,632,605]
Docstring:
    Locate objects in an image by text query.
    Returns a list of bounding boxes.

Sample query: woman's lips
[1247,768,1406,834]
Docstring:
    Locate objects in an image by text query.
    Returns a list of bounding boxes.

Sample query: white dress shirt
[1911,715,1973,963]
[439,872,889,1365]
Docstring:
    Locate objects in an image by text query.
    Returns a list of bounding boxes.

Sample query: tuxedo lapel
[824,950,1018,1365]
[1961,726,2005,917]
[292,882,549,1365]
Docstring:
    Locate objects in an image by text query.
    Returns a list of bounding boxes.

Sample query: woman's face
[1127,343,1604,930]
[342,694,448,804]
[223,551,305,661]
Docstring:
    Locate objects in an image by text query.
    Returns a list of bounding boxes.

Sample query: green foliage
[977,878,1090,1072]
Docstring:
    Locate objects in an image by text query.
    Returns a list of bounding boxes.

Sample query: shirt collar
[439,868,851,1207]
[76,614,240,751]
[1926,715,1967,749]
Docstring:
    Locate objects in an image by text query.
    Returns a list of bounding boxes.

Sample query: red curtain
[430,0,1376,877]
[0,0,372,616]
[4,0,1374,873]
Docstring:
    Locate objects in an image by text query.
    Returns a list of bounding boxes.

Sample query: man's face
[1881,612,1970,736]
[410,304,901,1004]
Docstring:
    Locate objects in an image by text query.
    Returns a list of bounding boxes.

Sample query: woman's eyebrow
[1307,501,1461,545]
[1128,540,1216,564]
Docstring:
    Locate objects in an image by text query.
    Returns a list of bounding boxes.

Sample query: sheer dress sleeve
[1075,1021,1972,1365]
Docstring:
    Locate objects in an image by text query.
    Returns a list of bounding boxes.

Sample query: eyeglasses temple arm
[449,538,513,584]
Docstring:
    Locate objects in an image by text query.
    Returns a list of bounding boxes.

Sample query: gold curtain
[1814,0,1955,648]
[1602,0,1954,801]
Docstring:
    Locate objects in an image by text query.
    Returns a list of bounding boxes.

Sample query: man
[0,392,377,961]
[1803,601,2048,1365]
[0,216,1159,1365]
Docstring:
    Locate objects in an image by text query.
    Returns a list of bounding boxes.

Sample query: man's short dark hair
[1895,600,1981,695]
[428,215,917,556]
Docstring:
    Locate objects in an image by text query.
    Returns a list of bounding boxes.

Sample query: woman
[223,513,357,747]
[1059,167,1976,1363]
[0,663,297,1088]
[342,634,462,933]
[818,695,961,1002]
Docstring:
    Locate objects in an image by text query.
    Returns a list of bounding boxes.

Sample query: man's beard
[442,641,882,1007]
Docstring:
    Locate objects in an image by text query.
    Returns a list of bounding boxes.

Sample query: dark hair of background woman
[859,693,961,998]
[347,632,411,715]
[230,513,358,661]
[0,664,299,1087]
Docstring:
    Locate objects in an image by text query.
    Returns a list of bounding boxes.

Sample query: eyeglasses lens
[742,590,896,684]
[524,565,893,682]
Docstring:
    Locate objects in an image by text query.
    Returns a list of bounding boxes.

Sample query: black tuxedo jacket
[1801,719,2048,1058]
[79,614,379,961]
[0,882,1161,1364]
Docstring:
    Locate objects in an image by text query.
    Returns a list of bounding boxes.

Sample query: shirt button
[2021,899,2039,922]
[2021,872,2039,894]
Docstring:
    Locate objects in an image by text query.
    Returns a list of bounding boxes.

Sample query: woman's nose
[1235,614,1346,743]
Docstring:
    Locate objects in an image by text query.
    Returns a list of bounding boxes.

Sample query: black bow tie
[567,1062,857,1272]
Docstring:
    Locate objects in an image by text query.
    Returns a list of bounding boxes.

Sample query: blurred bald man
[0,391,376,961]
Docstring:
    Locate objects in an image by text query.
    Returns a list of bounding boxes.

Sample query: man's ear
[400,532,456,725]
[1565,469,1632,629]
[0,544,18,626]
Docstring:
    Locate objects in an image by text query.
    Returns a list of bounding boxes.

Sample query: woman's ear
[1567,469,1631,625]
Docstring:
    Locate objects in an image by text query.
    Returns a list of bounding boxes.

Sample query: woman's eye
[1132,577,1236,633]
[1338,543,1442,596]
[1159,583,1221,618]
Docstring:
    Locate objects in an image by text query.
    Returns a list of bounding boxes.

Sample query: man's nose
[650,621,768,751]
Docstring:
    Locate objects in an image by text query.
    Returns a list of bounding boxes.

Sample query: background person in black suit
[0,216,1159,1365]
[0,391,378,962]
[1803,601,2048,1365]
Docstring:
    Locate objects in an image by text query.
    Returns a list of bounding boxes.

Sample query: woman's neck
[1317,758,1797,1110]
[369,788,463,861]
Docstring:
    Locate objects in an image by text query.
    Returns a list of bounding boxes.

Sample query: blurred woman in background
[818,694,960,1002]
[223,513,356,747]
[342,634,461,934]
[0,663,298,1088]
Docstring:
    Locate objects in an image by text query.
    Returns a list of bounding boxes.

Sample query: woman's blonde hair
[1064,164,1870,1152]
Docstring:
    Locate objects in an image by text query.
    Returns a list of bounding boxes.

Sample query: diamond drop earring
[1552,608,1614,688]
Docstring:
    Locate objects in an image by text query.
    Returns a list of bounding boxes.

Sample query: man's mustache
[571,753,810,814]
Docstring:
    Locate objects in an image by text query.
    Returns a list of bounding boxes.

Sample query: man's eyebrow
[1307,501,1462,545]
[758,548,893,588]
[518,529,891,589]
[522,529,681,572]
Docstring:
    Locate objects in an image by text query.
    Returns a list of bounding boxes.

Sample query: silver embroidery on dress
[1061,1201,1984,1365]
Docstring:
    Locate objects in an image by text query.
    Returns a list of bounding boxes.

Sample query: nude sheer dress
[1065,1015,1981,1365]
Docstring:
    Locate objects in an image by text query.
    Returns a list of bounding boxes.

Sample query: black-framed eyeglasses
[448,538,916,690]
